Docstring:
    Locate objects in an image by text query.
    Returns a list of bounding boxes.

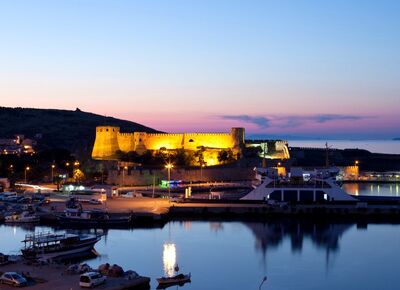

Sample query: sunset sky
[1,0,399,138]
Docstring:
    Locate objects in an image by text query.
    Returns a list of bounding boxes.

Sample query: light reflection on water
[163,243,177,277]
[343,183,400,196]
[1,220,400,290]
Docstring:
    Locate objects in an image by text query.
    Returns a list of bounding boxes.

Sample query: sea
[1,220,400,290]
[288,139,400,155]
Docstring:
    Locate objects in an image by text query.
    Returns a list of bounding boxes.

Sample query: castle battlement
[91,126,289,162]
[92,126,246,161]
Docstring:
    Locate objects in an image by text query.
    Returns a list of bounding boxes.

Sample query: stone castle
[92,126,289,164]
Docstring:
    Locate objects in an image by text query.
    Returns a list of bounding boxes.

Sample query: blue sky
[0,0,399,138]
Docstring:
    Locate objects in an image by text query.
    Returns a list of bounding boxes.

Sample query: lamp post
[24,166,30,183]
[51,164,55,182]
[165,163,173,200]
[122,166,128,186]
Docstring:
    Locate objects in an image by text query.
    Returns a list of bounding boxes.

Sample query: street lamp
[51,164,56,182]
[165,163,174,200]
[24,166,30,183]
[74,161,80,167]
[355,160,359,166]
[122,166,128,186]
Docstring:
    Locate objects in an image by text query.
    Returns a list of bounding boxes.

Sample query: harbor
[1,218,400,290]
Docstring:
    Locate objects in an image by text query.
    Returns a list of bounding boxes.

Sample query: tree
[194,146,205,166]
[218,149,235,164]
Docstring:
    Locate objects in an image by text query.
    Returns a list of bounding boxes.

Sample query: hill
[0,107,159,156]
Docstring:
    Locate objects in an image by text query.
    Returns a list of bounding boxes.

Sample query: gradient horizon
[1,0,399,138]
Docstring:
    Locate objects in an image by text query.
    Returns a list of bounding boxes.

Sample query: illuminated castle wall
[92,126,245,163]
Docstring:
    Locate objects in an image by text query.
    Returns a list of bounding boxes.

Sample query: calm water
[1,220,400,290]
[343,183,400,197]
[289,140,400,154]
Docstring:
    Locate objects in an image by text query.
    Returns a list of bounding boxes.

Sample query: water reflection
[1,220,400,290]
[244,220,352,255]
[343,182,400,196]
[163,243,177,277]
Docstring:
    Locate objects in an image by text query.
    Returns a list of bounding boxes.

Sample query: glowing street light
[24,166,30,183]
[122,166,128,186]
[74,161,80,167]
[51,164,56,182]
[200,163,205,181]
[165,163,174,200]
[355,160,359,166]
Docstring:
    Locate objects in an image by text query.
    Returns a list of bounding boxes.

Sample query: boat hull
[22,236,101,260]
[157,274,191,285]
[58,216,131,227]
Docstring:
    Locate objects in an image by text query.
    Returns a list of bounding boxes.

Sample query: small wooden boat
[157,273,191,286]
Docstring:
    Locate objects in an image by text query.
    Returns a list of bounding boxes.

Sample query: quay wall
[107,167,255,185]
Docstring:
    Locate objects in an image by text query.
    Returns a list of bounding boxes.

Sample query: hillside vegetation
[0,107,158,155]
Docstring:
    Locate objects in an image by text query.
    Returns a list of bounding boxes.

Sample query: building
[92,126,289,165]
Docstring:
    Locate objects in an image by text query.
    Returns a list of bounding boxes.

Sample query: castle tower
[231,127,245,149]
[92,126,121,160]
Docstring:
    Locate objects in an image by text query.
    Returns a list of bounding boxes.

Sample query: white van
[79,272,106,288]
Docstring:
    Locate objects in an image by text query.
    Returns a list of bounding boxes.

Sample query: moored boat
[58,208,131,227]
[21,232,101,260]
[5,211,40,223]
[157,273,191,286]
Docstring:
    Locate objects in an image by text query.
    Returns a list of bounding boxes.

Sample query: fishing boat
[58,208,131,227]
[5,211,40,223]
[58,198,131,227]
[157,273,191,287]
[21,232,101,260]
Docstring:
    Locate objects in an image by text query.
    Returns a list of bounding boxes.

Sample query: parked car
[89,199,103,205]
[0,272,27,287]
[79,272,106,288]
[121,191,143,198]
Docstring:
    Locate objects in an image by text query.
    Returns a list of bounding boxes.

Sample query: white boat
[241,167,357,202]
[157,273,191,286]
[58,201,131,226]
[21,232,101,260]
[5,211,40,223]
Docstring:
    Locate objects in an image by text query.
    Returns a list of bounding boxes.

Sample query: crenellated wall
[91,126,288,162]
[92,126,246,160]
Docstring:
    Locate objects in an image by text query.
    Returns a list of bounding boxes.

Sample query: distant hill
[0,107,159,156]
[394,138,400,141]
